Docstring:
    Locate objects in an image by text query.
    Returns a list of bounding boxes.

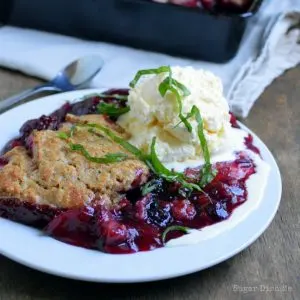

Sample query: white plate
[0,89,282,283]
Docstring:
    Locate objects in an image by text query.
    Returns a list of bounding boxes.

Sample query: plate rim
[0,89,282,283]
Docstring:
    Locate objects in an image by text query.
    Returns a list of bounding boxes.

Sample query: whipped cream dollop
[118,66,231,162]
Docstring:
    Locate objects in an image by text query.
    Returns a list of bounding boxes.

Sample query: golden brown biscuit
[0,115,149,210]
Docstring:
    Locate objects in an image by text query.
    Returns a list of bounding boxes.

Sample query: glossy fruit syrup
[0,90,260,254]
[152,0,254,14]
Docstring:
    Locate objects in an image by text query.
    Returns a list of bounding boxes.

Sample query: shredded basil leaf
[129,66,171,88]
[170,85,192,132]
[70,125,77,137]
[162,225,190,244]
[69,143,128,163]
[160,76,190,98]
[158,77,171,96]
[130,66,192,133]
[158,77,192,132]
[97,93,128,101]
[150,137,202,191]
[191,105,216,187]
[77,123,147,162]
[150,137,178,179]
[178,187,193,198]
[61,122,204,191]
[172,105,217,187]
[57,132,69,140]
[73,124,200,191]
[77,93,128,105]
[172,78,191,97]
[57,126,76,140]
[141,178,163,196]
[97,102,130,117]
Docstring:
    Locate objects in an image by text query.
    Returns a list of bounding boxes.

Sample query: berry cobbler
[0,67,270,254]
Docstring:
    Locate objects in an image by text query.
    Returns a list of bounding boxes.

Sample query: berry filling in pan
[151,0,256,14]
[0,66,270,254]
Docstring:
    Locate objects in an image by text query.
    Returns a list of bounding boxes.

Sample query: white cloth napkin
[0,0,300,117]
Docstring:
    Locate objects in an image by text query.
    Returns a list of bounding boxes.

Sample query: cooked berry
[45,207,96,248]
[244,134,260,155]
[171,199,197,222]
[229,112,240,128]
[206,202,229,221]
[147,201,173,227]
[96,208,129,246]
[0,157,8,168]
[134,195,172,227]
[153,0,253,13]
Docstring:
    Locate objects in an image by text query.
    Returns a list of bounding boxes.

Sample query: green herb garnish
[57,125,76,140]
[171,105,217,186]
[97,102,130,117]
[69,143,128,164]
[77,123,147,162]
[69,124,200,191]
[158,77,192,132]
[141,178,163,196]
[76,93,128,105]
[57,132,69,140]
[129,66,171,88]
[191,105,216,187]
[149,137,202,191]
[172,78,191,97]
[98,94,128,101]
[130,66,193,133]
[162,225,190,244]
[70,125,77,137]
[57,128,128,164]
[149,137,178,180]
[159,77,191,98]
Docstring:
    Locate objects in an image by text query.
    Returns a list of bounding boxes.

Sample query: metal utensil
[0,55,104,113]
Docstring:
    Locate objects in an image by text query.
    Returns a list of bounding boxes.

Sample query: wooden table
[0,67,299,300]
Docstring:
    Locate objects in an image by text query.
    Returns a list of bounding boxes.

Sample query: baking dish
[1,0,264,62]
